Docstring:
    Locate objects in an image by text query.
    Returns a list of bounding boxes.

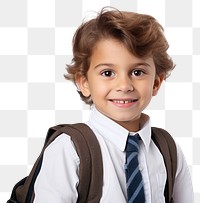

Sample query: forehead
[90,38,155,68]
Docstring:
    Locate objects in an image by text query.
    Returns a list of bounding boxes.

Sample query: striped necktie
[125,134,145,203]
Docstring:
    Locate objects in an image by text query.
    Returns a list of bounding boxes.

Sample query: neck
[115,120,140,132]
[115,113,149,132]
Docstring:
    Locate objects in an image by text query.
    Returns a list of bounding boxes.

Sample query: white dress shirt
[34,107,194,203]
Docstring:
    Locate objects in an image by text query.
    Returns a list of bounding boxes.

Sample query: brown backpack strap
[14,123,103,203]
[56,123,103,203]
[151,127,177,203]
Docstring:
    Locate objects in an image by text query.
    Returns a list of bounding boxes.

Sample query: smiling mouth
[110,99,138,104]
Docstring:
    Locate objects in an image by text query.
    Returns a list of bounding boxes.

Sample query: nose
[116,75,134,92]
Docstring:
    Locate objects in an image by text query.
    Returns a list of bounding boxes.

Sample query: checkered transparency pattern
[0,0,199,202]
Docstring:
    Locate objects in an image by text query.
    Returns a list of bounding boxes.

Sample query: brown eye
[131,70,144,77]
[101,70,115,77]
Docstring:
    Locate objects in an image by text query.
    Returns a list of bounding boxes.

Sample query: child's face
[77,38,163,131]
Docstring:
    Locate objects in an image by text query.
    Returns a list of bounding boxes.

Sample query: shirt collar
[88,106,152,152]
[129,114,151,152]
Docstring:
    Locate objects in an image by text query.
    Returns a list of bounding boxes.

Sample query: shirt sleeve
[33,134,80,203]
[172,143,194,203]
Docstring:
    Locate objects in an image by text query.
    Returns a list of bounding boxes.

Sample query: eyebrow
[94,63,114,69]
[94,62,151,69]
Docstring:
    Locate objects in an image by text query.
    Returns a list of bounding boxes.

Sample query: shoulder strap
[151,127,177,203]
[53,124,103,203]
[14,123,103,203]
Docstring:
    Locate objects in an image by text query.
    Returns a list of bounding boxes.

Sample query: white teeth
[112,100,134,104]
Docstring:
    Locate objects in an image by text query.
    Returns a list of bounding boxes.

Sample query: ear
[152,74,165,96]
[75,74,91,97]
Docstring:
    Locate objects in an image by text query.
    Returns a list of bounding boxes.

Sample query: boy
[33,8,193,202]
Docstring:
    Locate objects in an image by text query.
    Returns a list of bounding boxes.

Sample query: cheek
[137,82,155,101]
[90,83,110,102]
[140,81,154,94]
[94,85,107,95]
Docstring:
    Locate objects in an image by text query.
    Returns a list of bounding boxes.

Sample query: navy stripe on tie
[126,165,139,188]
[129,181,144,203]
[125,134,145,203]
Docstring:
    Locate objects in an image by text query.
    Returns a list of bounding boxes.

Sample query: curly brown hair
[65,7,175,104]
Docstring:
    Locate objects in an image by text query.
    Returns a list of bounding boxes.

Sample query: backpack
[7,124,177,203]
[151,127,177,203]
